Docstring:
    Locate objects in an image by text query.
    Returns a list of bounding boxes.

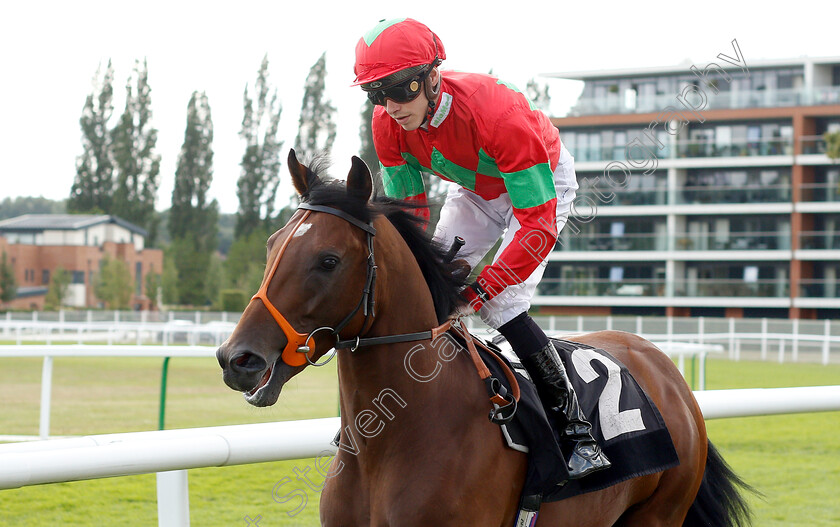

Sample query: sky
[1,0,838,215]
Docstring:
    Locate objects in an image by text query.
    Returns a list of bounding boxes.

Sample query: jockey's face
[384,68,440,132]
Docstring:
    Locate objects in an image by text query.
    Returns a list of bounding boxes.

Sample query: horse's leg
[320,452,368,527]
[575,331,708,526]
[375,433,527,527]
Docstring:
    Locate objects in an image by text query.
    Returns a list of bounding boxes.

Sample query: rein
[251,202,519,423]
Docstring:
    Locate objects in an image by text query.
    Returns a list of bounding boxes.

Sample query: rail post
[157,470,190,526]
[39,356,53,439]
[159,357,171,430]
[823,319,831,365]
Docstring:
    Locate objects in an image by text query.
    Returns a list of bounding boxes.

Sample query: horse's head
[216,149,377,407]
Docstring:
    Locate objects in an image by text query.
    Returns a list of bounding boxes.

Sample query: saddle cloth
[476,335,680,502]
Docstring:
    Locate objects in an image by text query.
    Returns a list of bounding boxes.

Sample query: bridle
[251,201,464,366]
[250,200,521,424]
[249,202,377,367]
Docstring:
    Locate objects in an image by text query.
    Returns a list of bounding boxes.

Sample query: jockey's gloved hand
[452,280,490,319]
[448,258,472,282]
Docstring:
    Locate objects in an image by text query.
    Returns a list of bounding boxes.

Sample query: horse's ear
[347,156,372,202]
[288,149,314,195]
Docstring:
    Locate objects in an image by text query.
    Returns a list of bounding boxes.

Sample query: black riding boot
[522,342,611,479]
[498,313,610,480]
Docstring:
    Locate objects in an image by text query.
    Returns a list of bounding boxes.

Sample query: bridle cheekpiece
[249,202,377,367]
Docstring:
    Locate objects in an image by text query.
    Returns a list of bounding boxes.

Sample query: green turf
[0,355,838,526]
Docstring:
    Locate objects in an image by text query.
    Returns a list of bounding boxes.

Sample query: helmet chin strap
[423,72,441,126]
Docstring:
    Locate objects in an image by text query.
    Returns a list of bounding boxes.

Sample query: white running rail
[0,386,838,526]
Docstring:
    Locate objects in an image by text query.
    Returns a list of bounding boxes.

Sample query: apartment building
[0,214,163,310]
[540,56,840,319]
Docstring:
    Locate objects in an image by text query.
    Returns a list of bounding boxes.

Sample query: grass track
[0,354,838,526]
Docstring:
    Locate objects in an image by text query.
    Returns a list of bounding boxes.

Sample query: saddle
[447,328,680,503]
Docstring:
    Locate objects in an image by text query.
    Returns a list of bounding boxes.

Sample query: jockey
[353,18,610,479]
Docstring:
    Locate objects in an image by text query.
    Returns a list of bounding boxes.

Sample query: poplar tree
[526,78,552,114]
[236,55,283,239]
[112,59,162,245]
[170,91,217,240]
[170,91,219,305]
[359,101,378,173]
[69,61,115,214]
[294,52,337,161]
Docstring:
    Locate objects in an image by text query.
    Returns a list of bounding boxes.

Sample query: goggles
[363,66,432,106]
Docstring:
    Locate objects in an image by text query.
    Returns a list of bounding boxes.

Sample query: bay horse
[216,150,753,526]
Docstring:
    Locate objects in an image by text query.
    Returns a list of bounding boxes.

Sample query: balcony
[570,137,793,162]
[566,86,840,116]
[799,280,840,298]
[799,231,840,250]
[538,278,788,298]
[558,231,791,252]
[539,278,664,297]
[677,184,792,205]
[800,135,829,155]
[674,231,790,251]
[676,137,793,158]
[557,233,663,252]
[577,185,667,206]
[800,183,840,203]
[674,279,789,298]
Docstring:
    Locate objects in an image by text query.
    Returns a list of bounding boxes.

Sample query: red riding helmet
[352,18,446,87]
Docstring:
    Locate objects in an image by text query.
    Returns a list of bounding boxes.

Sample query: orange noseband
[250,210,316,367]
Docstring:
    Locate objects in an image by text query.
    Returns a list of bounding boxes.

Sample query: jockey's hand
[451,280,485,320]
[450,296,478,319]
[448,258,472,282]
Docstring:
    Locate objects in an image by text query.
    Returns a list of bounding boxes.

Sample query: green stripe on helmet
[363,18,407,46]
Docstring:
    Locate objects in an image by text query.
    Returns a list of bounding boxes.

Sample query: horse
[216,150,754,526]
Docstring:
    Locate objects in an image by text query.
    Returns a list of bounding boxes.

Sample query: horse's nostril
[229,351,267,374]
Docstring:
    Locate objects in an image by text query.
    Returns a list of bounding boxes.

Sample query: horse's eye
[320,256,339,271]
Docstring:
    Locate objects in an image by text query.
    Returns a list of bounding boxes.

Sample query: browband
[298,202,376,236]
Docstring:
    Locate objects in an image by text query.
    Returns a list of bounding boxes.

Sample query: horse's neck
[334,231,483,449]
[334,337,482,447]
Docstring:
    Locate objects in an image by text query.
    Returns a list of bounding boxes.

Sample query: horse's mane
[300,167,466,324]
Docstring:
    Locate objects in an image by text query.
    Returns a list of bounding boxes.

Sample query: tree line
[55,52,347,310]
[2,56,554,311]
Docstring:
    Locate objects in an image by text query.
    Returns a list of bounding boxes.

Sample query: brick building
[0,214,163,310]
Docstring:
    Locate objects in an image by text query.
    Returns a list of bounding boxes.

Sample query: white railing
[0,318,236,346]
[4,313,838,364]
[0,345,219,441]
[0,386,838,526]
[0,338,719,442]
[526,315,840,365]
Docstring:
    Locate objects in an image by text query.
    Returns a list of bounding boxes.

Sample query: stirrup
[567,443,611,479]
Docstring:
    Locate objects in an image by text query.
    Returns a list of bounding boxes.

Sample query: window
[72,271,85,284]
[42,269,50,285]
[624,87,637,111]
